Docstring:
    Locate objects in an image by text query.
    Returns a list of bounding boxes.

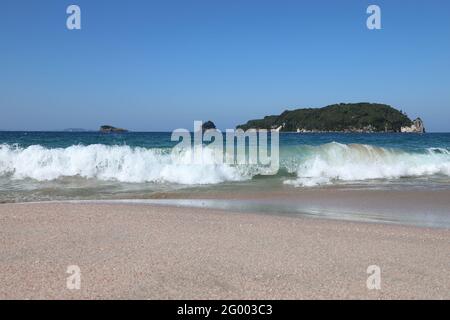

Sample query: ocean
[1,131,449,203]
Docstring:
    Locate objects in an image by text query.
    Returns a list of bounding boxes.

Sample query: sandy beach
[1,202,449,299]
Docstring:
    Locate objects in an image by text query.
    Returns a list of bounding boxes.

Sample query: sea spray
[0,144,252,184]
[1,142,450,186]
[284,142,450,187]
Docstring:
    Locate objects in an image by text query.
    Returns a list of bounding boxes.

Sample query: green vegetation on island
[237,103,425,133]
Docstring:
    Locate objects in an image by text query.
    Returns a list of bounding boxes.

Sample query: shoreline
[4,188,450,229]
[1,202,449,299]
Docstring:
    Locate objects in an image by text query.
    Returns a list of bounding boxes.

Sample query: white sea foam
[0,144,256,184]
[285,142,450,187]
[1,143,450,187]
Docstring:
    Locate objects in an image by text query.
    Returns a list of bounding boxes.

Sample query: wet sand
[0,202,449,299]
[132,188,450,228]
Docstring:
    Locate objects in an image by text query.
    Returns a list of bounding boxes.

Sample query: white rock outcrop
[401,118,425,133]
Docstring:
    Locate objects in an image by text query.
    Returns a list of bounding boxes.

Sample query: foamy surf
[284,142,450,187]
[1,142,450,187]
[0,144,255,184]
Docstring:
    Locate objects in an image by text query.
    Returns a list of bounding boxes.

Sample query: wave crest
[0,144,256,184]
[285,142,450,187]
[2,142,450,187]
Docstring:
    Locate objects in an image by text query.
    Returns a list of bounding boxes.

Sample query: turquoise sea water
[0,132,449,203]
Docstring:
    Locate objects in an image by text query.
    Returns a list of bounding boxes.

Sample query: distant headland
[237,103,425,133]
[63,128,92,132]
[99,125,128,133]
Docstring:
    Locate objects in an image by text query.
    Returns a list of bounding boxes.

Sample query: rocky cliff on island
[237,103,425,133]
[401,118,425,133]
[99,125,128,133]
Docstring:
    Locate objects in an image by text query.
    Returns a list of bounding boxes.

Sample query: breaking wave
[284,142,450,186]
[0,144,257,184]
[1,142,450,186]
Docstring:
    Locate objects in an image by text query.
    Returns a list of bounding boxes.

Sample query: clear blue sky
[1,0,449,131]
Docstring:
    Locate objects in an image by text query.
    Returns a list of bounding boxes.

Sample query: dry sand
[0,202,449,299]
